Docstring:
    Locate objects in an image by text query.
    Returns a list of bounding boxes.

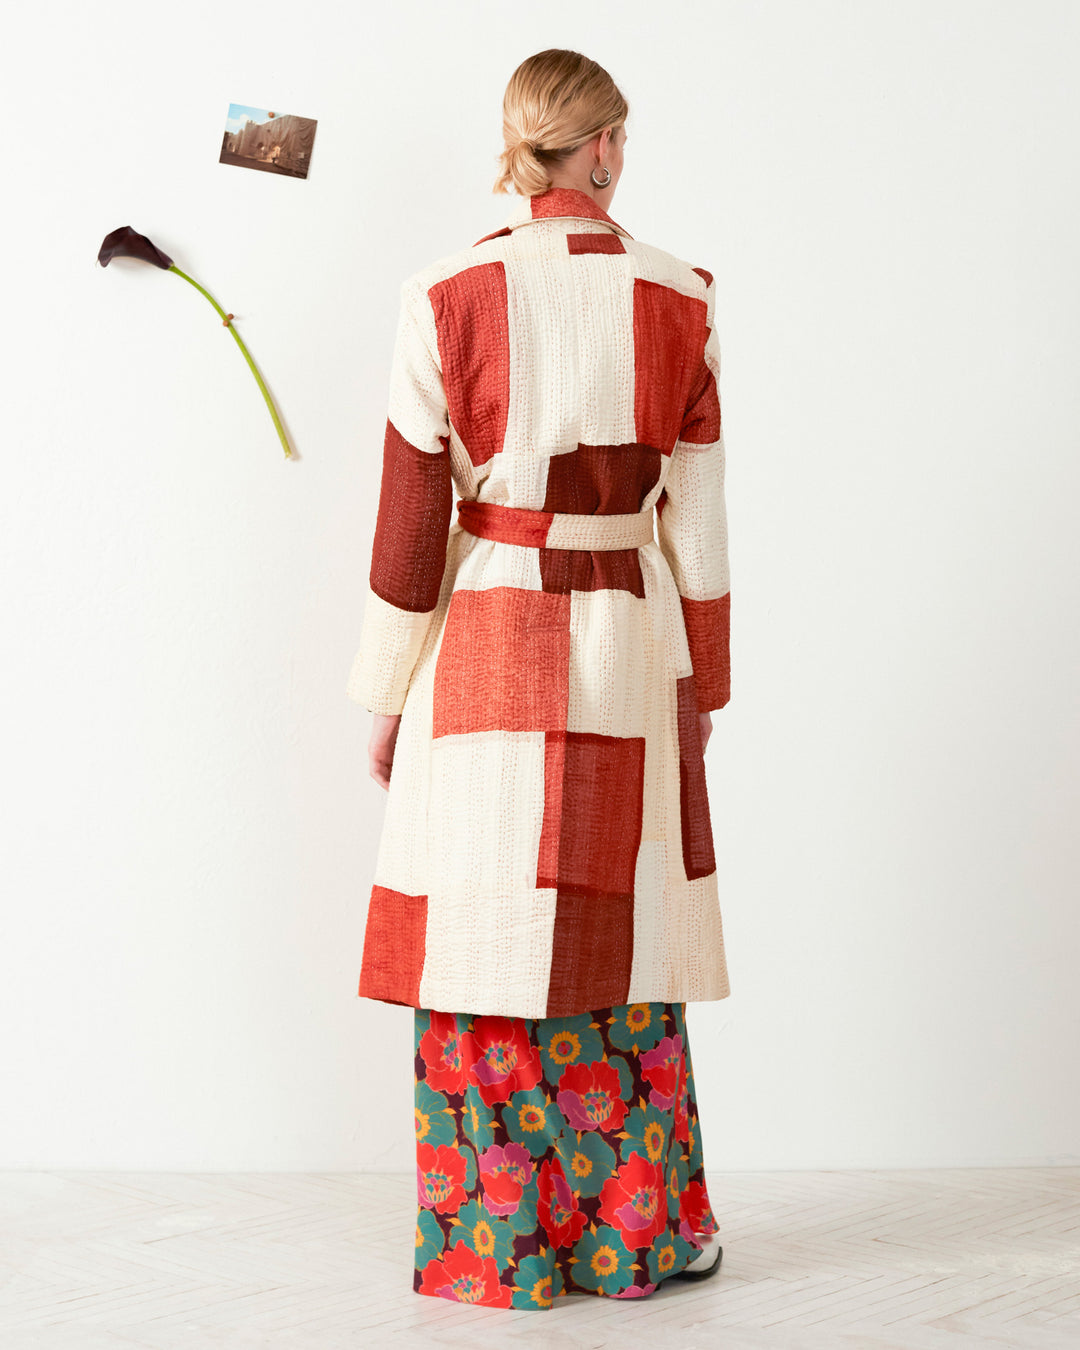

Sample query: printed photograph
[219,103,317,179]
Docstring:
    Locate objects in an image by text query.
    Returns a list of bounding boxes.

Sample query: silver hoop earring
[590,164,611,188]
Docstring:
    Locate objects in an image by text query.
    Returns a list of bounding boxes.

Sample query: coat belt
[456,498,655,551]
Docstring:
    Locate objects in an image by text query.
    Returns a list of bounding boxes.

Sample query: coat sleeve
[345,276,454,714]
[655,269,731,711]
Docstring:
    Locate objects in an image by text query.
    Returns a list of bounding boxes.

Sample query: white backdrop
[2,0,1077,1172]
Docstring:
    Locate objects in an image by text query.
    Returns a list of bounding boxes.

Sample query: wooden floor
[1,1168,1078,1348]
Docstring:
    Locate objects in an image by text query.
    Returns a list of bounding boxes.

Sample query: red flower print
[460,1017,542,1107]
[419,1011,467,1095]
[673,1049,690,1142]
[640,1034,683,1109]
[556,1059,627,1132]
[598,1151,668,1249]
[537,1157,587,1248]
[418,1243,513,1306]
[679,1178,717,1234]
[416,1141,468,1214]
[477,1142,533,1217]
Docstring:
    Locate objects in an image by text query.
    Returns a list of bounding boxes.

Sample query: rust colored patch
[680,593,731,711]
[359,885,427,1005]
[432,586,571,737]
[428,263,510,467]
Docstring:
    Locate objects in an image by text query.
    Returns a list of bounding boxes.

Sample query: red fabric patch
[538,549,645,598]
[456,498,553,547]
[679,341,722,444]
[540,731,644,1012]
[676,675,716,880]
[692,265,714,289]
[538,731,645,896]
[543,443,662,515]
[632,279,708,454]
[359,885,427,1005]
[369,418,453,612]
[428,263,509,468]
[567,232,626,255]
[546,893,635,1016]
[432,586,571,737]
[680,593,731,711]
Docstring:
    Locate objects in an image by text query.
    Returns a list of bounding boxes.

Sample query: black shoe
[669,1241,723,1282]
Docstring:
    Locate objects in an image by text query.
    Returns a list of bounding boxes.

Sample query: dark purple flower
[95,225,293,456]
[97,226,174,270]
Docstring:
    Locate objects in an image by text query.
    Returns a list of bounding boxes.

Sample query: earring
[590,164,611,188]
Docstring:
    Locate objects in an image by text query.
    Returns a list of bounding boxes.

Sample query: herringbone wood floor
[1,1169,1077,1349]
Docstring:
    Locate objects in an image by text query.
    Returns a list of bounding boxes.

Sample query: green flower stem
[167,264,292,458]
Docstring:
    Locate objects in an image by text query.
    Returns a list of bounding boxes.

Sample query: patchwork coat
[346,185,731,1019]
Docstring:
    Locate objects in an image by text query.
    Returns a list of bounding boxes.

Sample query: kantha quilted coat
[346,185,731,1019]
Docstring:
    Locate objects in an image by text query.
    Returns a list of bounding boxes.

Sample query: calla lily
[97,225,293,458]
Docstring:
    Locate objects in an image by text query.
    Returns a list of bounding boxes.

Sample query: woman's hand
[699,710,713,752]
[369,712,402,790]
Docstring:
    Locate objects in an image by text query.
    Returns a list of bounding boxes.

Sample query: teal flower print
[505,1181,539,1238]
[555,1129,617,1199]
[502,1086,566,1157]
[512,1252,563,1309]
[607,1002,668,1053]
[462,1083,496,1152]
[414,1080,457,1148]
[646,1230,697,1284]
[570,1223,636,1295]
[619,1098,672,1168]
[666,1148,691,1219]
[538,1013,604,1080]
[414,1207,443,1269]
[448,1199,517,1272]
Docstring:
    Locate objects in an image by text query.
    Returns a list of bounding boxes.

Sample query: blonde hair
[493,49,629,198]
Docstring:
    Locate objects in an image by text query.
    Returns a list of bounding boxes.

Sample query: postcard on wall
[219,104,317,179]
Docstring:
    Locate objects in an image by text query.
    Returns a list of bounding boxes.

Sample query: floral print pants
[413,1001,718,1309]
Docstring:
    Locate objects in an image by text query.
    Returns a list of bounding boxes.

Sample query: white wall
[2,0,1077,1173]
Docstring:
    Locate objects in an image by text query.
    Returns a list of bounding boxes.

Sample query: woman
[347,49,732,1308]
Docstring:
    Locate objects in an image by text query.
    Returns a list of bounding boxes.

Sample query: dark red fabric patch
[680,340,722,444]
[369,418,453,612]
[632,279,708,454]
[457,498,553,548]
[543,442,662,515]
[692,266,714,289]
[432,586,571,737]
[537,731,645,898]
[567,232,626,255]
[538,548,645,598]
[428,263,510,468]
[545,893,634,1016]
[360,885,427,1005]
[676,675,717,880]
[680,593,731,711]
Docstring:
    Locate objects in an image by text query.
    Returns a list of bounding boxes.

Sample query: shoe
[669,1238,723,1282]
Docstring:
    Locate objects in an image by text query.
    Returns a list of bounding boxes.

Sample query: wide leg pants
[413,1000,719,1309]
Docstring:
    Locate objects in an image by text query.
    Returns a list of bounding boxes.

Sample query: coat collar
[474,186,633,247]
